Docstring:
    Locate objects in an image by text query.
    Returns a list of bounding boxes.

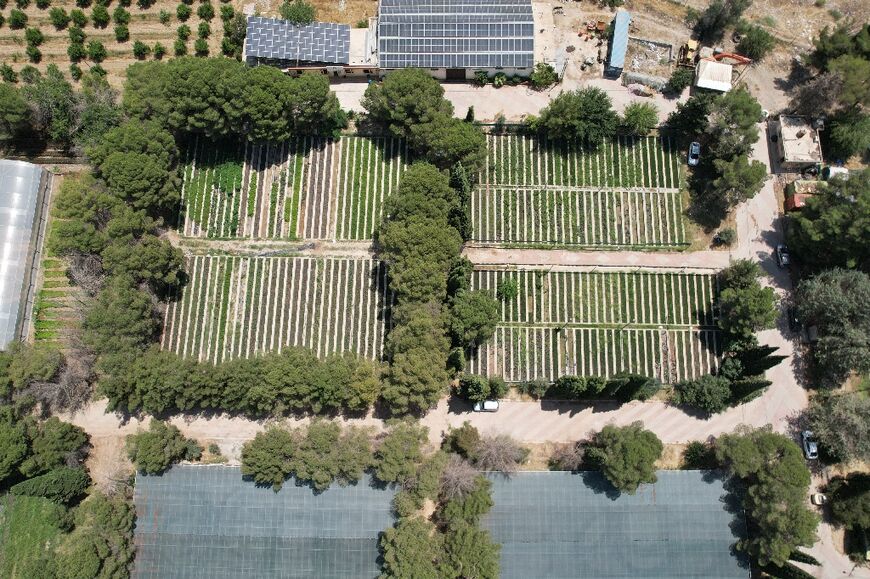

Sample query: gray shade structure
[0,160,50,350]
[245,16,351,67]
[484,470,748,578]
[133,466,395,578]
[377,0,535,69]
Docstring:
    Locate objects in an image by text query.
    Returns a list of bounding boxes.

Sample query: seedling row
[471,187,687,248]
[161,255,392,363]
[468,325,719,384]
[483,134,682,190]
[180,136,409,241]
[473,268,718,328]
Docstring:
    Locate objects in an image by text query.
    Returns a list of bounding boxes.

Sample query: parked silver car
[801,430,818,460]
[688,142,701,166]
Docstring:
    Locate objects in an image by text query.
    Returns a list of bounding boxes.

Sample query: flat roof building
[0,160,50,350]
[377,0,535,80]
[775,115,823,170]
[695,59,733,92]
[605,9,631,77]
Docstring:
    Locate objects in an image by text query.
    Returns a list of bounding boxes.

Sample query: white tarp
[695,59,732,92]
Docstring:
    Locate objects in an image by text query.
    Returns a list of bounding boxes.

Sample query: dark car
[688,142,701,167]
[776,244,790,268]
[787,307,801,333]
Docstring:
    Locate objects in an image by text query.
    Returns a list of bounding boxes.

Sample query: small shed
[694,59,732,92]
[605,9,631,77]
[784,193,812,211]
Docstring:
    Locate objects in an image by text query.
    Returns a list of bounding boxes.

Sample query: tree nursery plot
[471,187,686,248]
[179,135,408,240]
[473,134,688,248]
[482,134,682,189]
[161,255,392,363]
[467,267,721,383]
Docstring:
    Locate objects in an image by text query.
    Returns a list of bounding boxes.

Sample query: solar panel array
[245,16,351,66]
[133,466,394,578]
[378,0,535,69]
[484,470,749,579]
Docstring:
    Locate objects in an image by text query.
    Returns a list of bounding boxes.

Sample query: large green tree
[374,422,428,485]
[0,82,29,141]
[828,473,870,530]
[673,374,732,415]
[620,102,658,136]
[240,427,295,490]
[21,417,89,478]
[710,154,767,208]
[448,290,499,349]
[531,87,619,143]
[717,260,777,344]
[362,68,452,141]
[82,277,159,355]
[807,394,870,462]
[714,426,818,566]
[587,421,663,494]
[126,419,201,475]
[379,517,443,579]
[788,171,870,273]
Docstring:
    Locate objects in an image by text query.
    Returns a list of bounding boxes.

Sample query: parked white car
[473,400,499,412]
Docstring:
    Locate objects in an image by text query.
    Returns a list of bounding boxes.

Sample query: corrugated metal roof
[245,16,351,65]
[695,59,733,92]
[0,160,48,350]
[377,0,535,70]
[608,9,631,70]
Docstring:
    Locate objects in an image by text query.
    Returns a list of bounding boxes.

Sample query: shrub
[87,40,107,62]
[496,277,518,301]
[173,38,187,56]
[664,67,694,95]
[26,45,42,63]
[67,41,86,61]
[68,25,85,43]
[176,3,191,20]
[196,1,213,20]
[10,468,90,504]
[69,63,82,80]
[9,9,28,29]
[132,40,150,59]
[458,374,489,403]
[530,62,558,89]
[621,101,659,135]
[152,41,166,59]
[49,7,70,29]
[492,72,507,88]
[716,227,736,246]
[159,9,171,24]
[0,63,18,83]
[673,374,732,414]
[516,378,549,399]
[114,24,129,42]
[279,0,314,24]
[737,24,775,61]
[355,18,367,28]
[91,5,109,27]
[75,0,91,6]
[19,64,40,83]
[25,27,44,46]
[442,422,480,461]
[15,0,29,7]
[176,24,190,39]
[194,37,208,56]
[126,419,202,475]
[70,9,87,27]
[35,0,50,7]
[197,21,209,38]
[219,4,232,21]
[112,6,130,24]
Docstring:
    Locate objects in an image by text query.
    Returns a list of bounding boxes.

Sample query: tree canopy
[717,260,777,346]
[715,426,818,566]
[530,87,619,143]
[807,394,870,462]
[586,421,663,494]
[620,102,658,136]
[374,422,428,485]
[126,419,201,474]
[828,473,870,530]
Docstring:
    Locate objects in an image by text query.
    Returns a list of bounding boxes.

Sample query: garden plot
[467,267,720,384]
[161,255,391,363]
[471,187,686,248]
[180,136,408,241]
[483,134,682,189]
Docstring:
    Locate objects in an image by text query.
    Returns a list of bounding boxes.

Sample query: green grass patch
[39,290,66,300]
[35,320,65,331]
[40,280,68,289]
[0,495,68,578]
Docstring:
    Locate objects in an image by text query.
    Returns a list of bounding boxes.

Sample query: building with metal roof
[133,466,395,578]
[484,470,748,579]
[376,0,535,80]
[695,59,733,92]
[244,16,351,67]
[605,9,631,77]
[0,160,50,351]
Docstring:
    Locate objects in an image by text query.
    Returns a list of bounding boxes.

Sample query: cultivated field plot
[161,255,391,363]
[471,187,685,247]
[180,136,408,241]
[467,268,720,383]
[483,134,682,189]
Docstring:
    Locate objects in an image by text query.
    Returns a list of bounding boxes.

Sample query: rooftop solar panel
[377,0,535,70]
[245,16,351,66]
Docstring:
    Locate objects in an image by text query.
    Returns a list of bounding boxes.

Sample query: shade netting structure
[133,465,394,578]
[483,470,748,579]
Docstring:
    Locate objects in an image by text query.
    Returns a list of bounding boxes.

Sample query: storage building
[0,160,51,350]
[774,115,823,171]
[244,17,351,68]
[605,9,631,77]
